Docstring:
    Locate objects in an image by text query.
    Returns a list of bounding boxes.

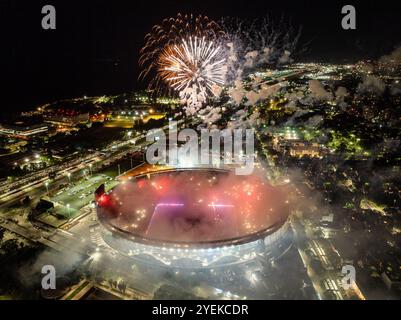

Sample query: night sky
[1,0,400,113]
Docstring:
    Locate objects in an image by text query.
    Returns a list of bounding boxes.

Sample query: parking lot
[37,174,118,227]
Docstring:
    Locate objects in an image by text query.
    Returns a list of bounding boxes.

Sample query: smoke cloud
[357,75,386,95]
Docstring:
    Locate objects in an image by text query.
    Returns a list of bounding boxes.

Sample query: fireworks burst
[157,36,227,98]
[139,13,226,98]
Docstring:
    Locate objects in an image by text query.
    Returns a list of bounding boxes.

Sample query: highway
[0,118,191,209]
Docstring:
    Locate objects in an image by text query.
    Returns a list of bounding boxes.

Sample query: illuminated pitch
[96,168,289,247]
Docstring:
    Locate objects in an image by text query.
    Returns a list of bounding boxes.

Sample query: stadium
[95,167,293,268]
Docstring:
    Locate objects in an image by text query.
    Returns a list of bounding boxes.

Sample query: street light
[66,204,71,219]
[45,181,49,195]
[89,163,93,176]
[67,172,71,183]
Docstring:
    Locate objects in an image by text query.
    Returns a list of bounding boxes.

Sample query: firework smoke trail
[220,15,304,82]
